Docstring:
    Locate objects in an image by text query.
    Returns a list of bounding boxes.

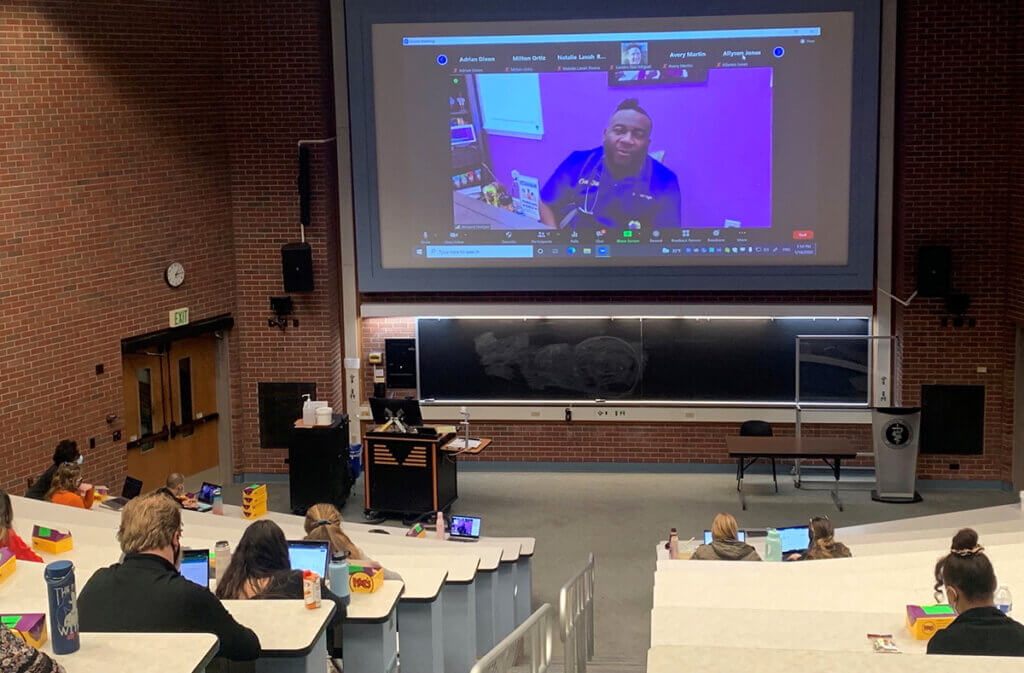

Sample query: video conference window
[370,13,856,269]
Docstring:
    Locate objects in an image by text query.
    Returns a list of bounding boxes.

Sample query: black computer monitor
[369,397,423,427]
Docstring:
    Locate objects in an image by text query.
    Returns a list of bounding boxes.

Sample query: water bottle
[329,552,351,607]
[435,511,446,540]
[214,541,232,583]
[668,528,679,560]
[996,585,1013,614]
[212,488,223,516]
[44,560,80,654]
[765,528,782,562]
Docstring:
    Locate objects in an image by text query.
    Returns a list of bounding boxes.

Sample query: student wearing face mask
[78,493,260,662]
[25,439,82,500]
[928,528,1024,657]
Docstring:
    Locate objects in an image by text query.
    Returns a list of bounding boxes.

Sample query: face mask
[76,455,84,465]
[172,540,183,570]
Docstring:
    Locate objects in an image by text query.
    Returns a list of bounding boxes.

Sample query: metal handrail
[470,603,555,673]
[558,553,595,673]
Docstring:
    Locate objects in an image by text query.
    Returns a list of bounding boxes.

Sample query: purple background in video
[484,68,773,229]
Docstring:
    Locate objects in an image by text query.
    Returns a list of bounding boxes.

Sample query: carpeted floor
[186,467,1018,667]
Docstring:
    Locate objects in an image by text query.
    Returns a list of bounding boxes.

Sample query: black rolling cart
[288,414,353,515]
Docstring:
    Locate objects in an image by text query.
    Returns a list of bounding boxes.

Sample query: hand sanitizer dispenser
[302,394,316,426]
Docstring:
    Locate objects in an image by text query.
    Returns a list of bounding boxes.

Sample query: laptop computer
[100,476,144,511]
[189,481,219,513]
[778,525,811,556]
[449,515,481,542]
[287,540,330,577]
[179,549,210,589]
[703,530,747,544]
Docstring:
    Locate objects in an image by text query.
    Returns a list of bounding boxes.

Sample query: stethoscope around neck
[576,149,605,216]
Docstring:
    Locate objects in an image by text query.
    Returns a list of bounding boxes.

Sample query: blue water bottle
[328,551,350,607]
[45,560,80,654]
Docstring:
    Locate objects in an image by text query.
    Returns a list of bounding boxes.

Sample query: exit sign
[169,307,189,328]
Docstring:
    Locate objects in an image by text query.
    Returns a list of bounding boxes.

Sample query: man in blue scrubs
[538,99,681,232]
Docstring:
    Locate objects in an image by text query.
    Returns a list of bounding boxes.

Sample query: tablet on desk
[703,530,746,544]
[180,549,210,589]
[288,540,329,577]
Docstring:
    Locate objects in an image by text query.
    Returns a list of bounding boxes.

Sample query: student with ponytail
[303,503,402,580]
[803,516,851,560]
[928,528,1024,656]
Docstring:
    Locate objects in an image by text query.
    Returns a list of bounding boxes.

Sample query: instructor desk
[726,436,860,511]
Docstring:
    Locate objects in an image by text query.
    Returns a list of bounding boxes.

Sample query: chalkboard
[417,318,870,403]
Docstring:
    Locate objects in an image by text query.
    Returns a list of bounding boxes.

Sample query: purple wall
[484,68,772,229]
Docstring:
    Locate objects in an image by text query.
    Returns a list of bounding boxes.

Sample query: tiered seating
[4,494,536,673]
[649,505,1024,672]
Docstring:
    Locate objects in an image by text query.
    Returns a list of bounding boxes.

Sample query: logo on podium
[882,420,912,449]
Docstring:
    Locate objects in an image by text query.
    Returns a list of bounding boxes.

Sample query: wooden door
[122,336,220,492]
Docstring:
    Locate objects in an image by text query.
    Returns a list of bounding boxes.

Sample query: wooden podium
[362,430,458,518]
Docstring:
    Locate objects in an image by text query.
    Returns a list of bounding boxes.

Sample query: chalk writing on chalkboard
[474,332,644,398]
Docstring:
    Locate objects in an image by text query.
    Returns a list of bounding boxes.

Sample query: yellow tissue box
[906,604,957,640]
[0,614,47,649]
[242,502,267,519]
[0,548,15,584]
[32,525,74,554]
[349,563,384,593]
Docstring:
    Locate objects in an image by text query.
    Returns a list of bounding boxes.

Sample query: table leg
[254,632,327,673]
[514,556,532,627]
[475,569,498,656]
[495,561,517,641]
[737,458,747,510]
[396,598,444,673]
[771,458,778,493]
[829,458,844,512]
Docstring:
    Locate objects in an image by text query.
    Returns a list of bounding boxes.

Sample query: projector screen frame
[344,0,881,291]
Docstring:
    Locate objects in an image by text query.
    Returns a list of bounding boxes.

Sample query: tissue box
[349,563,384,593]
[0,548,15,584]
[906,604,957,639]
[32,525,74,554]
[241,484,267,519]
[0,613,47,649]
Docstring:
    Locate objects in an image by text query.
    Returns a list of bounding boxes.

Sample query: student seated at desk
[216,520,345,664]
[928,528,1024,657]
[25,439,80,500]
[78,493,260,662]
[155,472,198,509]
[789,516,852,561]
[691,513,761,561]
[45,463,94,509]
[0,626,66,673]
[303,503,402,580]
[0,489,43,562]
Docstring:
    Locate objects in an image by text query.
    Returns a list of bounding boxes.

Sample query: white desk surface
[366,565,446,601]
[43,632,219,673]
[646,645,1024,673]
[370,552,478,584]
[836,503,1022,537]
[222,599,333,655]
[345,580,404,622]
[650,607,926,654]
[355,536,503,571]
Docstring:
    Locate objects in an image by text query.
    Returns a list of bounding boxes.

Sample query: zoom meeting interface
[371,13,854,268]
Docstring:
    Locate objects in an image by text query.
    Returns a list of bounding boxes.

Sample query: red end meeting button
[793,230,814,240]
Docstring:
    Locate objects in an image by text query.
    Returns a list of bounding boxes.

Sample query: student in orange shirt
[45,463,94,509]
[0,489,43,562]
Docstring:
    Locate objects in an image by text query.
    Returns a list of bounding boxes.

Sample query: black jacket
[78,553,261,661]
[927,606,1024,657]
[25,463,59,500]
[252,569,346,657]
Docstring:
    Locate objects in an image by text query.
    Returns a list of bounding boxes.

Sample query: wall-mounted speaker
[282,242,314,293]
[916,245,951,297]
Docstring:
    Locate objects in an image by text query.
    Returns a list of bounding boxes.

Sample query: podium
[871,406,923,503]
[363,430,459,518]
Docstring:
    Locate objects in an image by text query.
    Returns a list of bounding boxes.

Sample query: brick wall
[2,0,1020,489]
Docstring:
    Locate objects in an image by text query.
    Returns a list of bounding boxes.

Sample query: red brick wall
[2,0,1020,490]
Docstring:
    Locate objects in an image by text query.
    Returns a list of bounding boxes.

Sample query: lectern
[363,429,458,518]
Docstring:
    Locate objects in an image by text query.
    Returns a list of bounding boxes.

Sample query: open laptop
[179,549,210,589]
[100,476,144,511]
[703,530,746,544]
[287,540,329,577]
[778,526,811,556]
[190,481,219,513]
[449,515,481,542]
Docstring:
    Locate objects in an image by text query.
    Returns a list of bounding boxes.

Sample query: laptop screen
[778,526,811,553]
[197,482,220,504]
[450,516,481,539]
[703,530,746,544]
[288,541,329,577]
[180,550,209,588]
[122,477,143,499]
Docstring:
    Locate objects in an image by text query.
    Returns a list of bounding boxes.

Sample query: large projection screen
[344,0,880,291]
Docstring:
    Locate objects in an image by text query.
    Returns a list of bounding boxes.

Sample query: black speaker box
[917,245,951,297]
[282,242,314,292]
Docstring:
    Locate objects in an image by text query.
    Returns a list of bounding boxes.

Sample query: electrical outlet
[89,437,96,449]
[976,366,987,373]
[95,363,104,375]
